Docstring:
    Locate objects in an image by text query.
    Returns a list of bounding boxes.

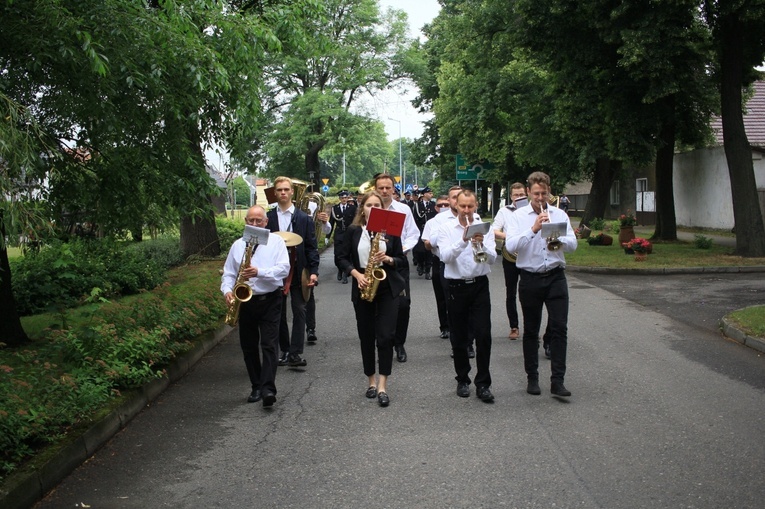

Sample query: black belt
[252,289,281,301]
[521,267,564,277]
[446,275,488,286]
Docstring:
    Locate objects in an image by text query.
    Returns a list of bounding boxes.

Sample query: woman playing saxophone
[336,191,407,407]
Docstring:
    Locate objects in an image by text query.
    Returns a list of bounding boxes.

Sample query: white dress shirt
[504,204,577,273]
[277,204,295,232]
[387,199,420,252]
[221,233,290,296]
[422,208,458,258]
[491,205,516,234]
[436,213,497,280]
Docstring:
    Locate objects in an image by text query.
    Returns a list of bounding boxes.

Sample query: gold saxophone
[224,241,255,326]
[360,232,387,302]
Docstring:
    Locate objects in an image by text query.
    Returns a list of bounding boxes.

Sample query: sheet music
[244,225,270,245]
[541,222,566,237]
[465,221,491,238]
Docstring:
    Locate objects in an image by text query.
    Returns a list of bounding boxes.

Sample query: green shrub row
[216,215,245,252]
[11,237,183,316]
[0,262,225,479]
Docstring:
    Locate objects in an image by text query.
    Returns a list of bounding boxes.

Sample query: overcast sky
[373,0,441,142]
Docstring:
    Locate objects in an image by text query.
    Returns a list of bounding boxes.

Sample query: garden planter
[618,226,635,245]
[634,252,647,262]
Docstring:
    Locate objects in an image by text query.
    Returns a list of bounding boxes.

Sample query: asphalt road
[35,250,765,509]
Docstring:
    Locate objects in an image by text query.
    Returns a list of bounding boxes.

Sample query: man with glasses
[221,205,290,407]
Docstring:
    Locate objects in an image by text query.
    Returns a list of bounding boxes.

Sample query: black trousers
[394,262,410,348]
[518,268,569,383]
[502,257,521,330]
[431,255,448,332]
[279,285,306,355]
[238,290,282,394]
[305,288,315,330]
[447,275,492,387]
[353,283,398,377]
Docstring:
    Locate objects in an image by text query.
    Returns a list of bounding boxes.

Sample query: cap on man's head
[405,191,411,196]
[338,190,350,197]
[421,187,432,193]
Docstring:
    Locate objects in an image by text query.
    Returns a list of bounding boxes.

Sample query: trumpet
[463,212,489,263]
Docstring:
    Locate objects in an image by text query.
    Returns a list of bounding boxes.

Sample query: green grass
[7,247,22,260]
[727,306,765,338]
[567,238,765,268]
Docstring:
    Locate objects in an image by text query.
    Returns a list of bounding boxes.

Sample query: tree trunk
[0,220,29,347]
[719,13,765,257]
[180,196,220,258]
[653,103,678,241]
[580,158,620,226]
[305,141,326,191]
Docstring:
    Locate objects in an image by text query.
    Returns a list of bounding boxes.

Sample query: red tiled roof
[710,80,765,147]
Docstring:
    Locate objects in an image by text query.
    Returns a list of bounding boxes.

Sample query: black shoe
[287,354,307,367]
[377,391,390,407]
[527,380,541,395]
[337,269,343,281]
[551,382,571,397]
[476,386,494,403]
[277,352,289,366]
[456,382,470,398]
[306,329,317,343]
[262,390,276,407]
[342,276,348,284]
[439,330,449,339]
[425,272,431,280]
[395,346,407,363]
[417,268,424,276]
[247,389,262,403]
[468,345,475,359]
[544,344,551,359]
[365,386,377,399]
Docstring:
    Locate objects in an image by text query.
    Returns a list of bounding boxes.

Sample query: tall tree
[704,1,765,256]
[257,0,414,187]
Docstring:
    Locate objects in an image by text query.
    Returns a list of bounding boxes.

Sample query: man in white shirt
[492,182,527,340]
[505,171,577,398]
[374,173,420,362]
[221,205,290,408]
[435,190,497,402]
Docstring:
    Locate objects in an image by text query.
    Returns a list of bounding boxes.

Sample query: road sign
[395,183,401,191]
[405,184,413,192]
[322,185,329,192]
[456,154,495,180]
[394,176,401,183]
[322,178,329,184]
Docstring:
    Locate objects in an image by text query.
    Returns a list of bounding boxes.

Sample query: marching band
[221,171,574,409]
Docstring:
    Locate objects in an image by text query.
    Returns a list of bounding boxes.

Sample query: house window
[636,178,648,192]
[610,180,620,205]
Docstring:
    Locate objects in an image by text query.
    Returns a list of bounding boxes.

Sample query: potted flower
[586,233,613,246]
[626,237,651,261]
[618,210,637,245]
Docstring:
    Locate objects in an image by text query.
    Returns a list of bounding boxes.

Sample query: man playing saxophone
[221,205,290,408]
[434,190,497,402]
[336,191,407,407]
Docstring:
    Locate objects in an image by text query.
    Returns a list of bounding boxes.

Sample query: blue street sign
[406,184,413,192]
[395,183,401,191]
[322,185,329,192]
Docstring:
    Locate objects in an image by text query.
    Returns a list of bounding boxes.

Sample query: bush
[216,215,245,252]
[0,262,225,479]
[694,234,713,249]
[10,238,173,316]
[124,237,183,268]
[588,217,606,231]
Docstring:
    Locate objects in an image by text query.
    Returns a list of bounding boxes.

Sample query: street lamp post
[388,117,404,192]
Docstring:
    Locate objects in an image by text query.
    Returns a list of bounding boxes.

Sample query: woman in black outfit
[337,191,407,407]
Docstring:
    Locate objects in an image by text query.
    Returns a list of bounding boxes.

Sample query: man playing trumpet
[505,172,577,398]
[435,190,497,402]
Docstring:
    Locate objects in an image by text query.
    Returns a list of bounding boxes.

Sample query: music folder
[243,225,270,245]
[541,222,567,237]
[366,207,405,237]
[465,221,491,239]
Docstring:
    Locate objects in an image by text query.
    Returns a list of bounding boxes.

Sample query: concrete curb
[568,265,765,275]
[720,314,765,354]
[0,324,233,509]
